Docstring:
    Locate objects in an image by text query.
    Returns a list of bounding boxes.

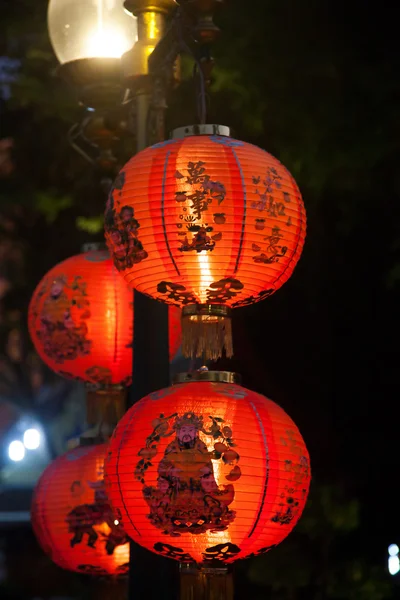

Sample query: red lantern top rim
[172,370,241,385]
[170,124,231,139]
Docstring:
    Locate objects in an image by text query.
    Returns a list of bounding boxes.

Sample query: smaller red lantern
[28,247,182,429]
[28,247,182,387]
[31,442,129,577]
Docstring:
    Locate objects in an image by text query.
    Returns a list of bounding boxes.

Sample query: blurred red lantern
[104,372,311,567]
[28,247,181,386]
[104,126,306,359]
[31,443,129,577]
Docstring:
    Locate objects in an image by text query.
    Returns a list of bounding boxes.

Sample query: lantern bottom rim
[182,303,231,319]
[181,304,233,360]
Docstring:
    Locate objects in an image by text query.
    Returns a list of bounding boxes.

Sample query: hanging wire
[145,8,182,145]
[144,5,209,142]
[176,10,207,124]
[193,62,207,126]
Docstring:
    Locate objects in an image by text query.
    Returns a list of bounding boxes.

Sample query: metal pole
[123,2,179,598]
[136,93,150,152]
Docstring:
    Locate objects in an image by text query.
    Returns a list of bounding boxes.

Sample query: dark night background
[0,0,399,598]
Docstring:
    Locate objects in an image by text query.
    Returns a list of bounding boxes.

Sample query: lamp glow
[389,555,400,576]
[8,440,25,462]
[47,0,137,64]
[23,428,41,450]
[389,544,399,557]
[85,27,130,59]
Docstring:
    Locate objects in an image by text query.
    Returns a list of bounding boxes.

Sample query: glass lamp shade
[48,0,137,64]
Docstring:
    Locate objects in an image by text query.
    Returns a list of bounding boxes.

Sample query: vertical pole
[122,1,179,598]
[135,93,150,152]
[129,292,178,600]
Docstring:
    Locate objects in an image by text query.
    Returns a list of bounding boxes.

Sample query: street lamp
[47,0,139,171]
[47,0,137,64]
[48,0,137,108]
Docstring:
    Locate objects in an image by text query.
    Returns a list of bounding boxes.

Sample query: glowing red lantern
[28,247,181,386]
[104,126,306,359]
[104,371,311,566]
[31,443,129,577]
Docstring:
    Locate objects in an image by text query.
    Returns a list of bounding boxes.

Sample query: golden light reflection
[197,252,213,303]
[95,522,112,537]
[102,280,116,354]
[175,167,216,304]
[113,542,130,563]
[201,433,232,546]
[93,522,130,566]
[144,11,159,40]
[95,457,105,479]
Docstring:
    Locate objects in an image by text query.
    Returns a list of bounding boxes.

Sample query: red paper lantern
[28,248,181,386]
[31,443,129,577]
[104,373,311,565]
[104,127,306,359]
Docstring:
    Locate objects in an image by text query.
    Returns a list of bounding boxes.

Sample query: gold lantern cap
[173,368,241,385]
[171,124,230,139]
